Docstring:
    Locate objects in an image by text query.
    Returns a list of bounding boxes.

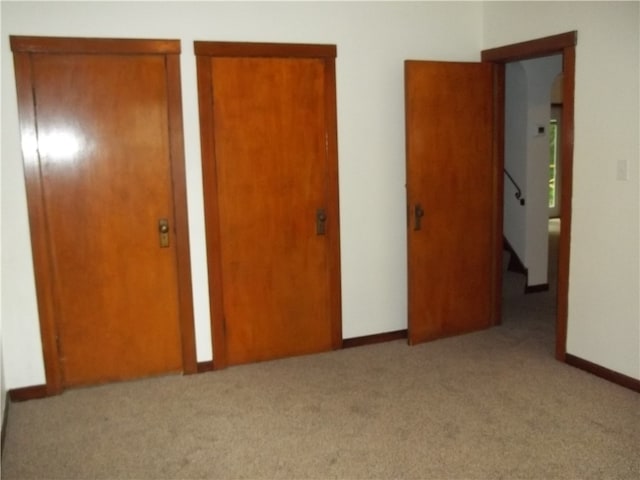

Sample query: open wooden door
[405,60,500,345]
[195,42,342,367]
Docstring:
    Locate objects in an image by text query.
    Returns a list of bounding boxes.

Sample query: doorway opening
[482,31,577,361]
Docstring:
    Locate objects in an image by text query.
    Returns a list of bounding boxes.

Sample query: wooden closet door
[195,43,342,367]
[11,37,196,390]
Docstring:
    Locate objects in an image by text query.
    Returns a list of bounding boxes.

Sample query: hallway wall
[504,55,562,288]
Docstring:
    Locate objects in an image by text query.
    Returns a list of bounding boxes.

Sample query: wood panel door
[405,61,500,345]
[11,37,196,391]
[195,42,342,367]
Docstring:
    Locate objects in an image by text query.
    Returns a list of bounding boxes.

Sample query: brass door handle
[316,209,327,235]
[414,204,424,231]
[158,218,170,247]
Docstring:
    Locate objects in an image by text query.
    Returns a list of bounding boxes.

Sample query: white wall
[504,62,529,265]
[485,1,640,379]
[521,56,562,287]
[504,55,563,288]
[1,340,6,431]
[1,1,483,389]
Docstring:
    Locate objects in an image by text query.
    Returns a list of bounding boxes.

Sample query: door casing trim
[482,31,578,361]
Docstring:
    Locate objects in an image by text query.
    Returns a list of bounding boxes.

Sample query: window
[549,119,558,208]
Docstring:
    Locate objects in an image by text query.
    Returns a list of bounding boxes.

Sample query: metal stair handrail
[504,169,525,206]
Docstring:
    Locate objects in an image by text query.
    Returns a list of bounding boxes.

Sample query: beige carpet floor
[2,222,639,479]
